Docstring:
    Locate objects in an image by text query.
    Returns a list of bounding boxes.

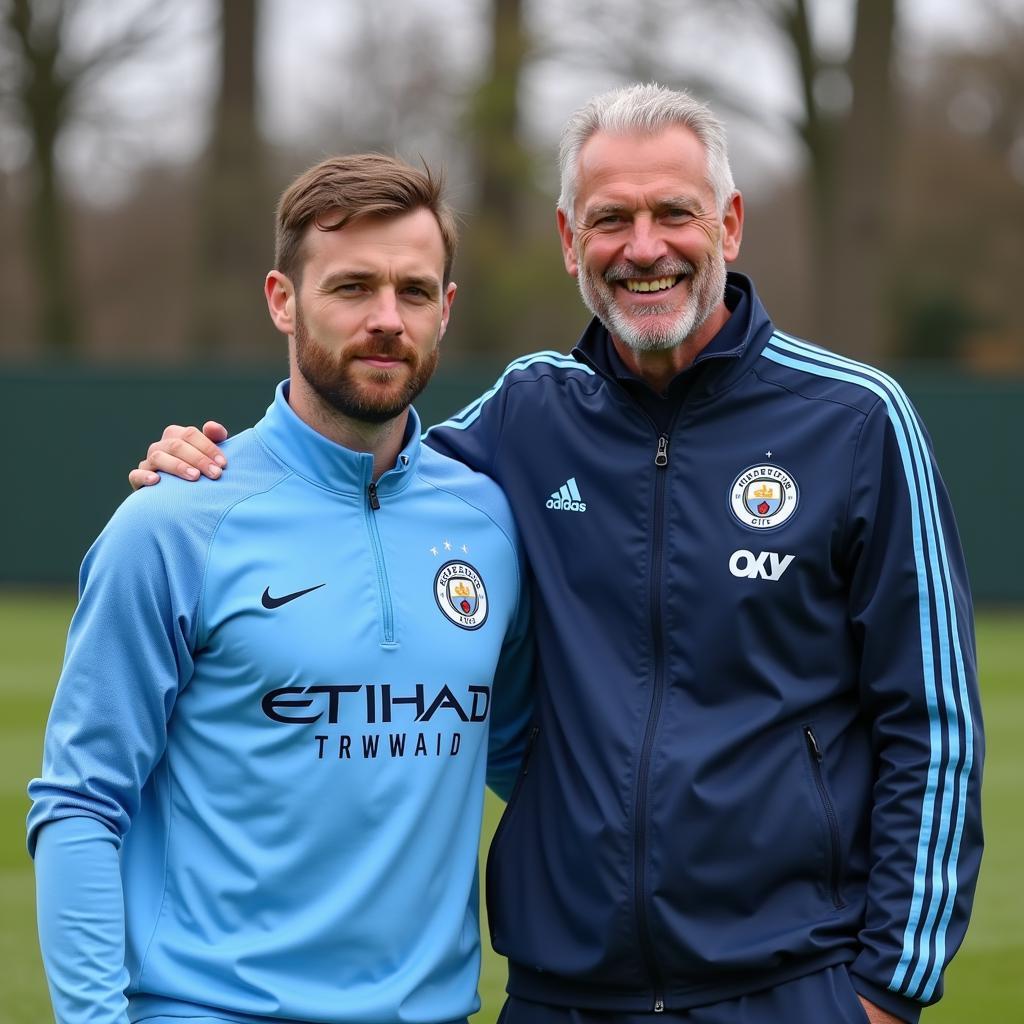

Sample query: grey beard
[577,252,727,353]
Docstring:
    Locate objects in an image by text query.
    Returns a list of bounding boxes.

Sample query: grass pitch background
[2,591,1019,1023]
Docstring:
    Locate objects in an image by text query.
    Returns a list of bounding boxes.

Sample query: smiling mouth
[619,275,683,293]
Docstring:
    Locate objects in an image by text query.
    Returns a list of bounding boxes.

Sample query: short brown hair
[274,153,458,284]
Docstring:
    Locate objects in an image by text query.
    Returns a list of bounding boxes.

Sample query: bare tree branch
[63,1,179,89]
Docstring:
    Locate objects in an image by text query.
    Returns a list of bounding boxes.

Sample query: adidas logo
[545,477,587,512]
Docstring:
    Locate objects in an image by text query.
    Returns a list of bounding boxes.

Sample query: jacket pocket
[803,724,845,909]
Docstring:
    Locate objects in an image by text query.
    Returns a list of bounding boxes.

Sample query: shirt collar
[254,380,421,497]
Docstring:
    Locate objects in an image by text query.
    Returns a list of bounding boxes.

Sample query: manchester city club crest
[434,560,489,630]
[729,464,799,530]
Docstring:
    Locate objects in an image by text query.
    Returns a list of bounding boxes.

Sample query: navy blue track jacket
[425,274,983,1022]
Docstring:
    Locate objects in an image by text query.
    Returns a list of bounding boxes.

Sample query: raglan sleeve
[844,396,983,1023]
[421,360,515,476]
[27,490,200,1024]
[485,542,536,802]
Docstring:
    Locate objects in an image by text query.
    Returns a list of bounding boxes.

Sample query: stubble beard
[293,304,440,426]
[576,247,727,354]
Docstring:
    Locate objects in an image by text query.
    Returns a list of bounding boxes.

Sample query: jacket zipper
[572,368,676,1012]
[634,431,672,1013]
[803,726,844,908]
[365,481,395,645]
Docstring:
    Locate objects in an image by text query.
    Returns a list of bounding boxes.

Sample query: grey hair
[558,83,736,229]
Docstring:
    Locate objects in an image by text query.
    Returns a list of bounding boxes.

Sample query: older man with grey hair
[131,83,983,1024]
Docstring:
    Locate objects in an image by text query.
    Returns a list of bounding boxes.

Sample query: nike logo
[261,584,326,609]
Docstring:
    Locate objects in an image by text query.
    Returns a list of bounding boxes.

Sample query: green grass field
[2,591,1020,1023]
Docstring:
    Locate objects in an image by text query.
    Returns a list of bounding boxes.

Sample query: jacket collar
[571,272,776,403]
[254,380,421,497]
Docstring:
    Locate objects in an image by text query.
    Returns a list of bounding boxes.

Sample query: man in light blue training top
[28,154,534,1024]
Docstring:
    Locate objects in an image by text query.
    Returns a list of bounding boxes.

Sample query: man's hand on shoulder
[858,996,906,1024]
[129,422,230,490]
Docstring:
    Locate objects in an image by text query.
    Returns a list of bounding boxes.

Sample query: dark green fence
[888,369,1020,603]
[4,363,1021,600]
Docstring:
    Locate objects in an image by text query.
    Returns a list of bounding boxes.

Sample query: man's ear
[265,270,296,335]
[721,191,744,264]
[556,208,579,277]
[438,281,457,341]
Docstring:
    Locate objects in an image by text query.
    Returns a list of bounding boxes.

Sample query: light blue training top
[28,382,534,1024]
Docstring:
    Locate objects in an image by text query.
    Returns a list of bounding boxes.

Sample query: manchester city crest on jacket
[729,464,799,530]
[434,560,489,630]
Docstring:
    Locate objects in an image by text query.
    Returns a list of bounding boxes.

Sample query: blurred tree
[890,4,1024,369]
[773,0,898,360]
[447,0,587,362]
[308,0,464,161]
[532,0,744,112]
[0,0,173,357]
[192,0,273,359]
[468,0,530,233]
[457,0,536,356]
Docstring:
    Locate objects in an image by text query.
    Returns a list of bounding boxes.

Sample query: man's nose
[623,217,668,268]
[366,290,404,335]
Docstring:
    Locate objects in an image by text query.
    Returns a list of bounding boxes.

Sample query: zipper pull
[804,726,823,761]
[654,998,665,1013]
[368,482,380,510]
[655,435,669,467]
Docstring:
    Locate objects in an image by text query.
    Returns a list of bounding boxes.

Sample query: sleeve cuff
[849,971,921,1024]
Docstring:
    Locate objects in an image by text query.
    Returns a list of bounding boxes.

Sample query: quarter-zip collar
[254,380,421,498]
[572,272,776,416]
